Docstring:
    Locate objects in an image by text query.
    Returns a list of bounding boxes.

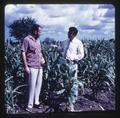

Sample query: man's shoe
[26,107,35,113]
[67,104,74,112]
[70,109,83,112]
[34,104,42,109]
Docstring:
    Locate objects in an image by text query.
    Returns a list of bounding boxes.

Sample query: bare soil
[14,88,115,114]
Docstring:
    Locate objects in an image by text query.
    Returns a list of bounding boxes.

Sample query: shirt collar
[28,35,36,41]
[69,37,77,43]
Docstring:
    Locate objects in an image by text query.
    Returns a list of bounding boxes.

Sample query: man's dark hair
[31,24,42,32]
[69,27,78,36]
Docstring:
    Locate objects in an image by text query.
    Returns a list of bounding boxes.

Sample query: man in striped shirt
[21,24,45,113]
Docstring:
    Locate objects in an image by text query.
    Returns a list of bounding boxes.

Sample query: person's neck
[69,37,75,42]
[31,34,37,40]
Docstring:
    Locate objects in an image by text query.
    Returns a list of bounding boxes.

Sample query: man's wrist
[24,65,28,69]
[73,60,78,63]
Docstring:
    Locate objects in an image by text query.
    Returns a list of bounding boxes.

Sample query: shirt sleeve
[75,41,84,60]
[21,38,29,52]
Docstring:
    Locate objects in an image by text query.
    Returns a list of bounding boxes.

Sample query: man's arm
[22,51,30,74]
[41,54,45,64]
[51,41,64,52]
[21,38,30,74]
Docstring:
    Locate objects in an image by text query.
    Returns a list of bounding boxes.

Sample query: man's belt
[66,59,77,64]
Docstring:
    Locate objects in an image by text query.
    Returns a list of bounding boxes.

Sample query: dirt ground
[14,88,115,114]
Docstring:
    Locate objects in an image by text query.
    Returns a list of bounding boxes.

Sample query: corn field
[4,39,115,113]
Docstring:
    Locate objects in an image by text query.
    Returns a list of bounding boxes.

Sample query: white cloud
[80,29,96,33]
[5,4,115,40]
[103,23,115,30]
[93,8,108,18]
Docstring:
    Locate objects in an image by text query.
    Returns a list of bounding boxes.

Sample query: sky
[5,4,115,41]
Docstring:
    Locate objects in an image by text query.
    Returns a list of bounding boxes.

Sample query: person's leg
[27,68,38,108]
[68,64,78,111]
[71,64,78,102]
[34,68,43,105]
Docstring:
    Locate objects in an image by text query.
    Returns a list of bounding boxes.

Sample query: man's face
[34,27,42,39]
[68,30,75,41]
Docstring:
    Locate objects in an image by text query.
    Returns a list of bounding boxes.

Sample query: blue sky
[5,4,115,41]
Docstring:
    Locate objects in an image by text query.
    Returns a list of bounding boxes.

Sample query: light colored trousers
[27,67,43,108]
[68,64,78,105]
[59,57,78,106]
[68,64,78,106]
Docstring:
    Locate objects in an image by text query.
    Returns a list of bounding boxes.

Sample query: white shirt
[61,37,84,61]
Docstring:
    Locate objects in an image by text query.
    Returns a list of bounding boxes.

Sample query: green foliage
[78,39,115,98]
[5,43,27,113]
[8,17,36,42]
[5,38,115,113]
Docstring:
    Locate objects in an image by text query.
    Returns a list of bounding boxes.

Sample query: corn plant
[5,43,27,113]
[5,38,115,113]
[78,39,115,99]
[41,41,86,111]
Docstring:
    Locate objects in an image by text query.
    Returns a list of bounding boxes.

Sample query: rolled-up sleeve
[21,38,29,52]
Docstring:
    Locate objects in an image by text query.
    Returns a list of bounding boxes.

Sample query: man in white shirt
[61,27,84,112]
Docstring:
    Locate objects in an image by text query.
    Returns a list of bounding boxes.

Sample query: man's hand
[51,44,63,52]
[41,57,45,64]
[51,44,58,48]
[25,66,30,74]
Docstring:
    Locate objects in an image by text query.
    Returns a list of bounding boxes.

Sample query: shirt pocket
[29,45,36,53]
